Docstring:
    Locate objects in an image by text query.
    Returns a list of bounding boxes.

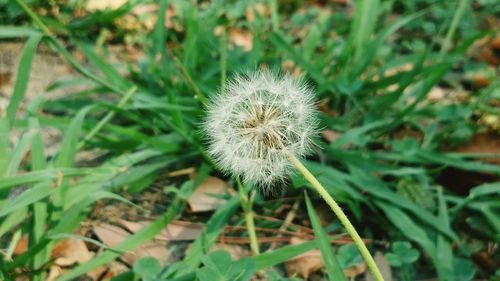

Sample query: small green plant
[386,241,420,280]
[197,250,255,281]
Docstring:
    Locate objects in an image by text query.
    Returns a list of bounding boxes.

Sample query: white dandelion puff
[204,70,318,187]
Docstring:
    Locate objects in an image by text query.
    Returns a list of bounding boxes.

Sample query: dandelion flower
[203,70,385,281]
[204,70,318,187]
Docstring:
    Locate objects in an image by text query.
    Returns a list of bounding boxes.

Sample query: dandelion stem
[237,178,260,255]
[288,154,385,281]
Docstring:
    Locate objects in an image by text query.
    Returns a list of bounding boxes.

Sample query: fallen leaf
[285,237,324,279]
[321,129,341,143]
[229,28,253,52]
[101,261,129,280]
[86,0,127,11]
[344,263,367,278]
[187,176,235,213]
[214,27,254,52]
[46,266,65,281]
[13,235,28,256]
[131,3,177,31]
[427,87,446,101]
[168,167,196,177]
[119,219,204,241]
[245,3,271,22]
[0,71,12,87]
[453,132,500,164]
[51,238,94,266]
[93,223,170,265]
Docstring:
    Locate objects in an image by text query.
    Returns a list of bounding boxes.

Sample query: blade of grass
[439,0,471,57]
[345,0,380,63]
[14,0,130,96]
[0,168,112,190]
[0,208,28,237]
[77,86,137,149]
[0,26,39,38]
[154,0,169,69]
[76,43,132,92]
[29,118,49,281]
[0,182,54,216]
[305,192,347,281]
[379,204,440,274]
[0,119,11,175]
[436,187,454,280]
[6,32,42,126]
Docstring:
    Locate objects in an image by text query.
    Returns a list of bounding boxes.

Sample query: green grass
[1,0,499,280]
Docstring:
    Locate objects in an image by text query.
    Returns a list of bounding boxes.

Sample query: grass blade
[6,33,42,125]
[305,192,347,281]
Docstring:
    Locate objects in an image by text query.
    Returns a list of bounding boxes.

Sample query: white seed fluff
[204,71,318,187]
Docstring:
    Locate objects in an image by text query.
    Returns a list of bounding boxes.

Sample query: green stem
[288,154,384,281]
[439,0,470,57]
[237,178,260,255]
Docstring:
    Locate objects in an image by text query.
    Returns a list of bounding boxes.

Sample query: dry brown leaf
[344,263,367,278]
[51,238,94,266]
[427,87,446,101]
[229,28,253,52]
[101,261,129,280]
[168,167,196,177]
[321,129,341,143]
[94,223,170,265]
[454,132,500,164]
[245,4,271,22]
[13,235,28,256]
[86,0,127,11]
[187,176,235,213]
[285,237,324,279]
[131,3,177,31]
[120,219,203,241]
[46,266,65,281]
[214,27,254,52]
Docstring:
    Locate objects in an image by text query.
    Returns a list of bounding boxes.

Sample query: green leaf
[133,257,161,281]
[56,106,94,168]
[0,182,54,217]
[197,266,224,281]
[385,253,403,267]
[305,192,347,281]
[6,32,42,125]
[453,258,476,281]
[0,26,40,38]
[390,242,419,264]
[253,239,318,270]
[338,244,363,269]
[201,250,232,275]
[379,204,440,271]
[228,257,255,281]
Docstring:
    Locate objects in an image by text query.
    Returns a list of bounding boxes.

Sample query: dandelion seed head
[204,70,318,188]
